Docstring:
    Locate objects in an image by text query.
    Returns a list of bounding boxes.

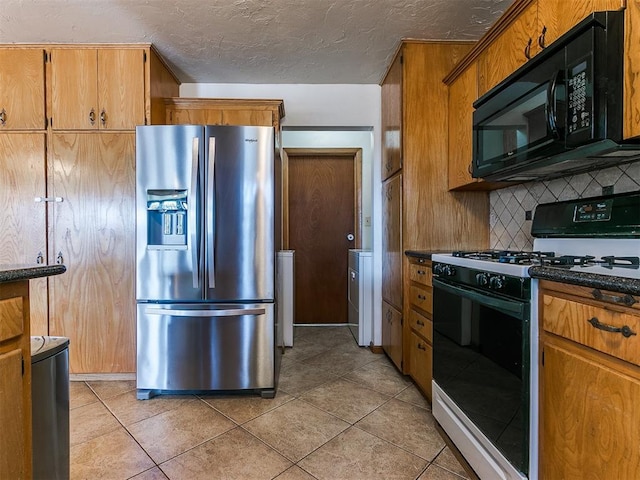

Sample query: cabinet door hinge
[143,51,147,62]
[144,116,148,125]
[541,349,545,367]
[43,50,48,63]
[49,117,53,128]
[22,357,25,376]
[45,117,48,129]
[400,55,403,64]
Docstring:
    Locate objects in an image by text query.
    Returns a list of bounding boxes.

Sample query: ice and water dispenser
[147,190,188,248]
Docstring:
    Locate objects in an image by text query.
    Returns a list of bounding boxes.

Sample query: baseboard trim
[369,344,384,354]
[70,373,136,381]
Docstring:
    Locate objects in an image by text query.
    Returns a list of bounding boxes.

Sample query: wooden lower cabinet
[539,280,640,479]
[405,256,433,399]
[49,132,136,373]
[0,281,31,479]
[382,300,403,370]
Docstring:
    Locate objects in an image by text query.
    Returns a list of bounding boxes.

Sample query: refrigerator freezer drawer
[137,303,274,393]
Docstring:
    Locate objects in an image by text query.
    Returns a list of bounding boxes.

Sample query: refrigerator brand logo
[245,138,258,143]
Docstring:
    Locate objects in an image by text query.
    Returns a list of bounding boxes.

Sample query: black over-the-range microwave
[472,10,640,183]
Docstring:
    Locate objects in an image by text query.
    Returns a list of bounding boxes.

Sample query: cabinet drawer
[543,293,640,366]
[409,262,432,287]
[409,309,432,343]
[0,297,23,343]
[409,331,432,398]
[409,285,432,315]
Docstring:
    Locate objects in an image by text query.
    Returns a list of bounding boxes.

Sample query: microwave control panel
[567,58,591,134]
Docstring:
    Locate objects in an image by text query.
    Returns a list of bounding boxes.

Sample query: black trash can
[31,336,70,480]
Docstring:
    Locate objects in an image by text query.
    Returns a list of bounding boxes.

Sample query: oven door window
[432,278,530,475]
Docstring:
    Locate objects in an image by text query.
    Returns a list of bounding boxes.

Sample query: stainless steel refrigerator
[135,125,279,399]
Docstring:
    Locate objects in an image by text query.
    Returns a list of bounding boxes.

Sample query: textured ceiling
[0,0,515,84]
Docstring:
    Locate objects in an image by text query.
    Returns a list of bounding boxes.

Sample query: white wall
[180,83,384,345]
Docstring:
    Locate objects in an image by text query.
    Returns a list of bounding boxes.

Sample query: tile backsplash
[489,162,640,250]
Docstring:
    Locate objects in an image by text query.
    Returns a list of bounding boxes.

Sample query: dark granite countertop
[0,264,66,284]
[405,250,451,260]
[529,266,640,296]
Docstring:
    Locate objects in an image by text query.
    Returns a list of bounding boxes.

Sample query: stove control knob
[443,265,456,277]
[475,273,489,286]
[489,275,504,290]
[433,263,444,275]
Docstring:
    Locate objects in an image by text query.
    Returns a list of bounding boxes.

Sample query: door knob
[346,233,354,241]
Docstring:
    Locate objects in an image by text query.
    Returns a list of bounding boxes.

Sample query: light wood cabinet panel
[0,133,48,335]
[540,280,640,478]
[478,4,537,96]
[542,292,640,366]
[50,48,99,130]
[625,0,640,139]
[0,281,31,479]
[164,98,284,129]
[98,49,146,130]
[541,340,640,479]
[168,107,223,125]
[381,52,402,180]
[408,285,432,316]
[382,174,402,310]
[49,133,136,373]
[382,300,403,370]
[50,48,145,130]
[0,348,25,479]
[409,262,432,287]
[409,330,432,397]
[0,48,45,130]
[448,63,478,190]
[408,309,432,343]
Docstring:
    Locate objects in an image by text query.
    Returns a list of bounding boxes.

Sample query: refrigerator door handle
[145,307,266,317]
[207,136,216,288]
[190,137,200,289]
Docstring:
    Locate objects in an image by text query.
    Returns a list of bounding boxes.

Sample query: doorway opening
[283,148,363,325]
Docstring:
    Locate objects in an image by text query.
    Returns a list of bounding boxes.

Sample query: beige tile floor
[70,326,471,480]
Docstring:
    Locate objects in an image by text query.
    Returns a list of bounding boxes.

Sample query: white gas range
[430,191,640,480]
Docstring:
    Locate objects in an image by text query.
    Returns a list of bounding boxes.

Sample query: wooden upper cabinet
[50,48,145,130]
[0,49,45,130]
[478,3,537,96]
[448,63,479,190]
[164,98,285,130]
[381,52,402,181]
[537,0,625,49]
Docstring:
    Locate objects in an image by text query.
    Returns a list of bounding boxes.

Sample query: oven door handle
[433,278,527,320]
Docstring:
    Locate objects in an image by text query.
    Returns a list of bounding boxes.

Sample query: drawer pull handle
[417,270,425,275]
[417,294,426,300]
[591,289,637,307]
[416,320,425,327]
[417,343,427,351]
[587,317,637,338]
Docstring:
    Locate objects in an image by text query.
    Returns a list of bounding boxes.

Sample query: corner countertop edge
[0,265,67,284]
[529,266,640,296]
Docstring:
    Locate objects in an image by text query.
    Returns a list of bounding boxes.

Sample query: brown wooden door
[0,133,48,335]
[0,49,45,130]
[50,48,99,130]
[49,132,136,373]
[288,153,355,324]
[98,49,145,130]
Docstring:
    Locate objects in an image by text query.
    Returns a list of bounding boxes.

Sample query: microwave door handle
[190,136,200,289]
[546,70,561,138]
